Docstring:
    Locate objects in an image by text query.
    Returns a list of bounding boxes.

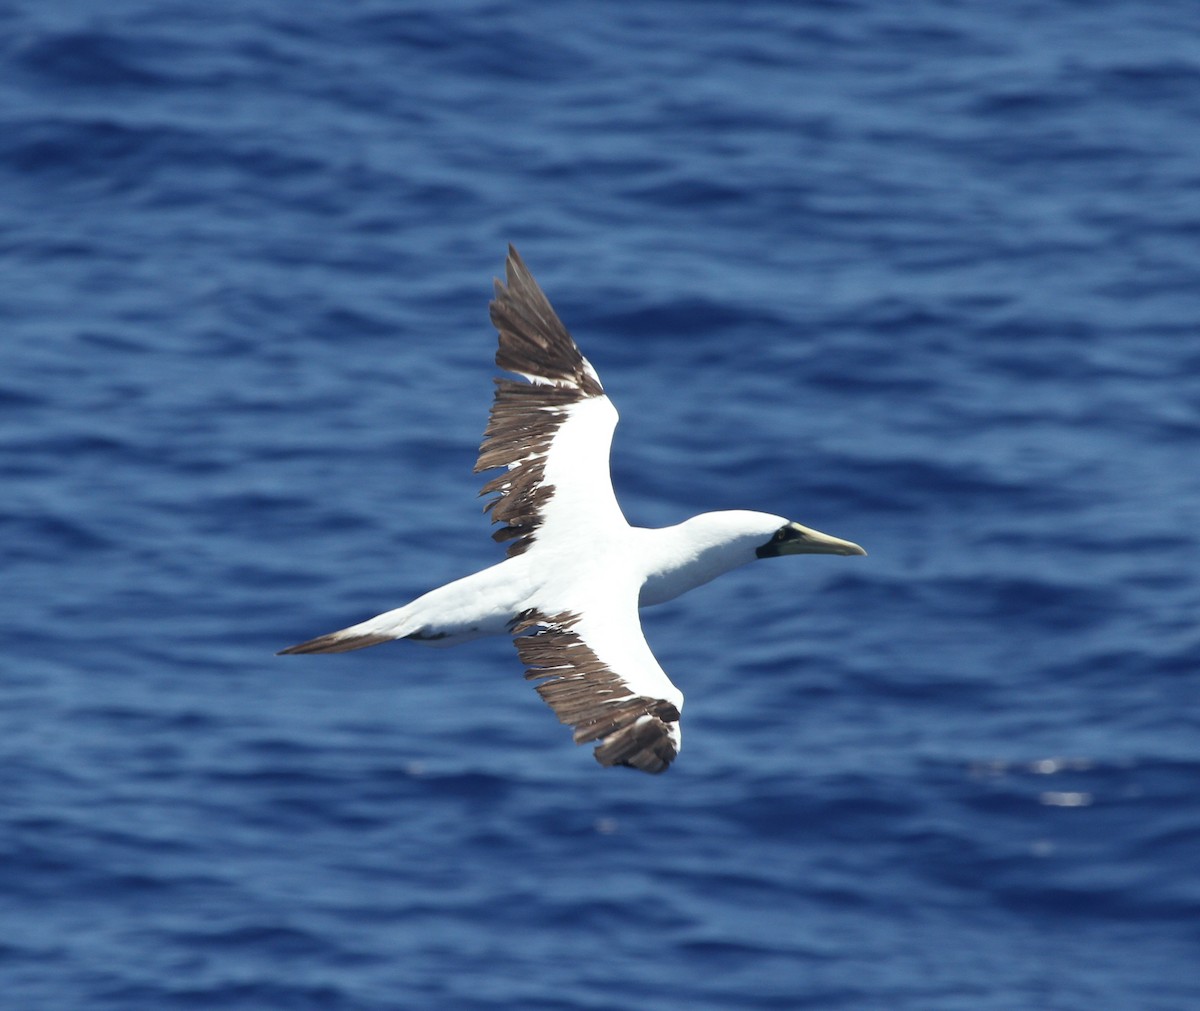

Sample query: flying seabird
[280,246,866,773]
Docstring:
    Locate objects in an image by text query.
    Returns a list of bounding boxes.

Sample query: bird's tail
[277,605,415,655]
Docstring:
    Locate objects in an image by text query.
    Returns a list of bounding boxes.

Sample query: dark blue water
[3,2,1199,1008]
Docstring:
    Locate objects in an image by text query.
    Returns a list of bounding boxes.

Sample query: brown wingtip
[276,632,393,655]
[592,715,679,774]
[493,245,525,295]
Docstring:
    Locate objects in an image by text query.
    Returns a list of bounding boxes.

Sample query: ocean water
[2,2,1199,1008]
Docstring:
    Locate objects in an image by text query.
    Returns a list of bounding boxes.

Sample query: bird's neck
[633,514,761,607]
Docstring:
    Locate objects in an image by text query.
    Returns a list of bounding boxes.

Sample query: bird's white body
[281,248,865,773]
[326,509,790,649]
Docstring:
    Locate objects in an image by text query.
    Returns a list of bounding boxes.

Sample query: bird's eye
[774,529,787,541]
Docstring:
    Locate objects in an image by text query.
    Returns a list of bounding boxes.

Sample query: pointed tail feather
[276,630,395,655]
[278,600,424,655]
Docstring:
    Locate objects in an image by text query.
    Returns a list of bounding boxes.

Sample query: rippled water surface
[3,2,1199,1008]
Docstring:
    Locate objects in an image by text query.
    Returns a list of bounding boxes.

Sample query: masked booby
[280,246,866,773]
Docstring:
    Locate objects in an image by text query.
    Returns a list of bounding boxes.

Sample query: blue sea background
[3,2,1199,1008]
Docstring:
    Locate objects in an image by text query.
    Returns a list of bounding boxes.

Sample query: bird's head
[754,519,867,559]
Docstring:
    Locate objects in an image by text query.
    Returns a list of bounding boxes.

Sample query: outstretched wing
[476,246,625,556]
[511,605,684,774]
